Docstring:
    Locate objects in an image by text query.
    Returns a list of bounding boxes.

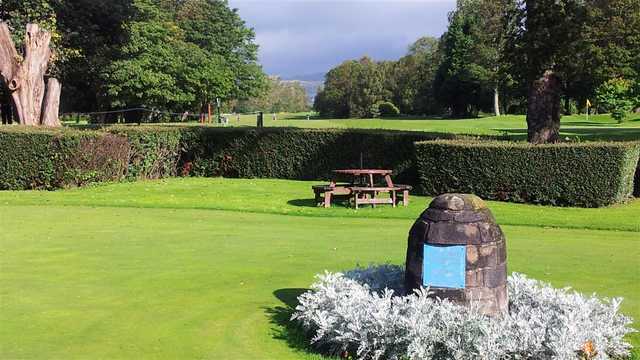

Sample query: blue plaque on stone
[423,244,466,289]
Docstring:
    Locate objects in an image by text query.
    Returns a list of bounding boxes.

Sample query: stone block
[430,288,466,302]
[405,194,508,317]
[483,262,507,288]
[427,222,481,245]
[430,194,466,211]
[453,208,493,223]
[424,208,455,222]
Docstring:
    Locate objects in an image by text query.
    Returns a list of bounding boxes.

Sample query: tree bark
[563,97,572,115]
[493,87,501,117]
[42,78,61,126]
[526,70,561,144]
[0,22,61,127]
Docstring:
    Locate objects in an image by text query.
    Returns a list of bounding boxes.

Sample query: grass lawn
[224,112,640,141]
[1,178,639,358]
[63,112,640,141]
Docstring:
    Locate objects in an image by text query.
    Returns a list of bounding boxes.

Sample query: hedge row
[1,126,638,207]
[415,140,640,207]
[633,160,640,198]
[0,126,457,190]
[0,128,129,190]
[108,126,457,184]
[108,127,183,179]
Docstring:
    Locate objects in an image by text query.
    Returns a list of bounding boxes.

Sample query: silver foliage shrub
[292,265,635,360]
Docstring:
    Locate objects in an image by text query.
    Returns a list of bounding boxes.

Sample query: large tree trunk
[42,78,61,126]
[0,22,61,127]
[493,87,501,117]
[527,70,561,144]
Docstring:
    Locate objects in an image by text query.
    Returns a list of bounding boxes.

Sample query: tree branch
[0,22,20,86]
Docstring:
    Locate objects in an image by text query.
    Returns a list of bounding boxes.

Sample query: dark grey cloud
[228,0,455,78]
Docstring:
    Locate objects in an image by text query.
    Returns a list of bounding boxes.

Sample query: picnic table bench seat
[350,185,412,209]
[395,184,412,207]
[312,184,353,207]
[313,184,412,209]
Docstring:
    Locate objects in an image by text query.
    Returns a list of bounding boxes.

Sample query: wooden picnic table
[330,169,394,188]
[313,169,411,209]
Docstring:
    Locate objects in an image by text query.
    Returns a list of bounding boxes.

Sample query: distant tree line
[315,0,640,142]
[234,77,309,114]
[1,0,267,121]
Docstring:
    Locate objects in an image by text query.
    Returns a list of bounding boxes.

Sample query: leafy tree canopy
[104,0,235,112]
[315,57,387,118]
[1,0,266,114]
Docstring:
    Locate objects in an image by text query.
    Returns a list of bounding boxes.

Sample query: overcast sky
[228,0,456,78]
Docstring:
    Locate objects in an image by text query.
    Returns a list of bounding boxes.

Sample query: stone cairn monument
[405,194,508,316]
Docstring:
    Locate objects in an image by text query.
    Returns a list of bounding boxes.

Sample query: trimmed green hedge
[179,128,451,183]
[107,126,457,184]
[1,126,456,190]
[2,126,639,207]
[415,140,640,207]
[107,127,183,180]
[635,157,640,197]
[0,128,129,190]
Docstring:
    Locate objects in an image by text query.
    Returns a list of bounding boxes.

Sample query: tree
[505,0,639,143]
[596,78,635,123]
[385,37,442,115]
[0,0,57,49]
[103,0,265,118]
[434,0,516,118]
[0,0,63,126]
[314,57,386,118]
[565,0,640,107]
[104,0,235,118]
[172,0,267,100]
[434,4,491,118]
[505,0,588,143]
[53,0,134,112]
[0,22,61,126]
[104,0,192,111]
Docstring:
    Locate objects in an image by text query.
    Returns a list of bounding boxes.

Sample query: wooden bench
[350,187,396,209]
[312,184,352,208]
[312,184,412,209]
[395,184,412,207]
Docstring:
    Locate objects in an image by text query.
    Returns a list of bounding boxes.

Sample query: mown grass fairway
[64,113,640,141]
[224,113,640,141]
[1,178,639,358]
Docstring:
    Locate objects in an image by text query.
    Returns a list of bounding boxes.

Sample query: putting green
[0,178,638,358]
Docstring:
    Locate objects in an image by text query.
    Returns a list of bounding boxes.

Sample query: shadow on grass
[561,121,620,127]
[498,127,640,141]
[282,114,323,121]
[287,198,353,209]
[264,288,331,358]
[282,114,471,121]
[287,199,318,208]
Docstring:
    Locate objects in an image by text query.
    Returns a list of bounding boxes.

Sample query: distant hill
[282,72,325,82]
[279,74,325,104]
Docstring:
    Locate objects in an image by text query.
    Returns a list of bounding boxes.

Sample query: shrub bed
[293,265,635,360]
[415,140,640,207]
[0,128,129,190]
